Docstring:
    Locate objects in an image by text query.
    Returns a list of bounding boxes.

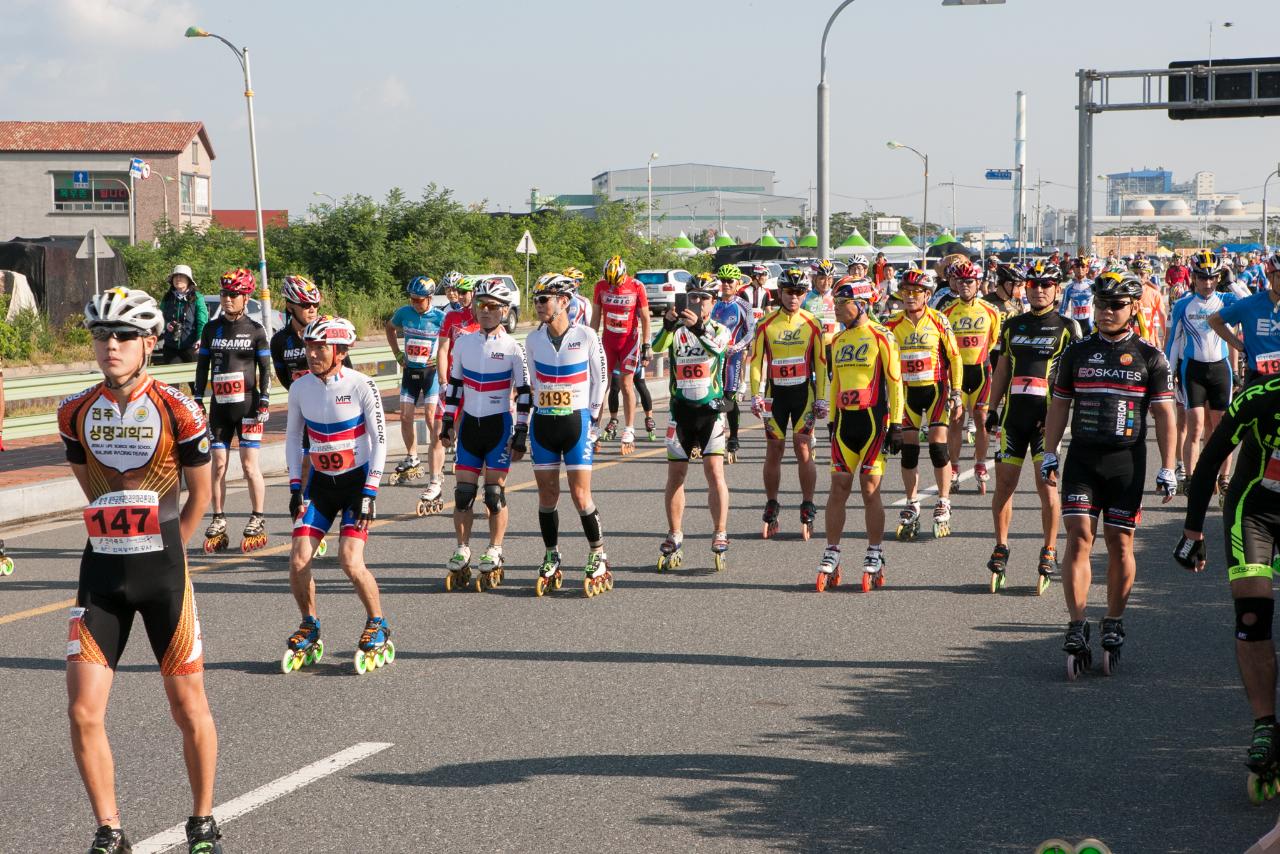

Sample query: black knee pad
[901,443,920,469]
[1236,597,1275,642]
[454,482,478,512]
[928,442,950,469]
[484,483,506,512]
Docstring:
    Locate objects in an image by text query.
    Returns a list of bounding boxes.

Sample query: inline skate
[416,476,446,516]
[240,513,268,553]
[475,545,505,591]
[974,461,989,496]
[444,544,472,591]
[86,825,131,854]
[583,550,613,597]
[185,814,224,854]
[620,425,636,456]
[1036,546,1057,595]
[280,615,323,674]
[895,500,920,541]
[1100,616,1125,676]
[203,513,229,554]
[761,499,781,539]
[987,544,1009,592]
[799,501,817,541]
[389,455,425,486]
[1064,619,1093,681]
[645,415,657,441]
[354,616,394,675]
[932,498,952,539]
[0,539,13,576]
[711,531,728,572]
[815,545,841,592]
[1246,721,1280,805]
[656,532,683,572]
[535,548,563,597]
[861,547,886,592]
[601,416,619,441]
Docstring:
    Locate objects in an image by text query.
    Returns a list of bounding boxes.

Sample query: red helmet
[219,268,256,295]
[947,261,982,281]
[899,270,934,291]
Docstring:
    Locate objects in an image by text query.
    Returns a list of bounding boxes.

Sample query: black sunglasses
[1025,281,1056,289]
[1096,299,1133,311]
[91,327,143,342]
[533,294,564,305]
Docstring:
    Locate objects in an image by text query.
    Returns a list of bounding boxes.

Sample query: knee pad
[484,483,506,512]
[454,482,478,512]
[928,442,950,469]
[1235,597,1275,642]
[900,443,920,470]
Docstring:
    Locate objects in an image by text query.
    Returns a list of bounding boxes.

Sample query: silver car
[636,269,692,315]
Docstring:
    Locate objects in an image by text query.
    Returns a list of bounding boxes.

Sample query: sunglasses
[1025,281,1056,289]
[834,297,861,306]
[91,327,143,342]
[1096,299,1132,311]
[897,286,928,296]
[533,294,564,305]
[476,301,505,311]
[220,290,246,299]
[686,293,711,302]
[780,288,807,296]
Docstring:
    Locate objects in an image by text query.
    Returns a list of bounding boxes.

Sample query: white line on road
[891,466,976,507]
[133,741,393,853]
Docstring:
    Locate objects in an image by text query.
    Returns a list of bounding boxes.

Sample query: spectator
[1165,253,1190,297]
[872,252,890,286]
[157,264,208,366]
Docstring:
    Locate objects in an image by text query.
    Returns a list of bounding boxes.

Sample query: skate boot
[535,548,563,597]
[416,476,446,516]
[602,416,619,441]
[761,499,781,539]
[645,415,657,441]
[620,425,636,456]
[974,461,990,496]
[656,532,683,572]
[861,547,886,592]
[203,513,229,554]
[391,455,424,485]
[987,544,1010,593]
[444,544,472,591]
[725,436,740,464]
[281,615,323,674]
[1063,619,1093,681]
[799,501,818,541]
[1099,616,1125,676]
[184,814,224,854]
[895,501,920,542]
[815,545,841,592]
[0,539,13,576]
[87,825,131,854]
[1246,721,1280,804]
[475,545,505,591]
[1218,475,1231,509]
[932,498,952,539]
[584,550,613,596]
[354,616,394,674]
[1175,460,1186,481]
[240,512,268,553]
[711,531,729,572]
[965,420,976,445]
[1036,546,1057,595]
[951,464,961,490]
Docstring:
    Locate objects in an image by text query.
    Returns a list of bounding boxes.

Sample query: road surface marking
[133,741,393,853]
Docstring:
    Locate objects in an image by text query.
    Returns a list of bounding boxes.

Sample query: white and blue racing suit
[1059,277,1094,335]
[1166,290,1238,410]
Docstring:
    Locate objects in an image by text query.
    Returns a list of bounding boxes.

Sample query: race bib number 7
[83,490,163,555]
[1011,376,1049,396]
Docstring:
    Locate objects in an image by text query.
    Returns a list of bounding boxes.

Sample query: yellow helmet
[603,255,627,285]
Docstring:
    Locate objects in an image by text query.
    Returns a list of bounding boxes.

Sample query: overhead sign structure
[76,228,116,296]
[515,230,538,255]
[986,169,1013,180]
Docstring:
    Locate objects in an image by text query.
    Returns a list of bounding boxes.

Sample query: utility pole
[1034,173,1043,248]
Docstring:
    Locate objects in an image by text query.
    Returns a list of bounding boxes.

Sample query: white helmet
[849,254,870,268]
[475,277,517,306]
[302,315,357,346]
[85,287,164,336]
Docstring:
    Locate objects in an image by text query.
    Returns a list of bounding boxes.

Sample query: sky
[3,0,1279,234]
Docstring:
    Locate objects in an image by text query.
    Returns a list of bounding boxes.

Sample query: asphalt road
[0,408,1274,853]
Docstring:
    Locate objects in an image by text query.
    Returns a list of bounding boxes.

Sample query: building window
[180,173,210,216]
[51,171,129,212]
[191,140,199,165]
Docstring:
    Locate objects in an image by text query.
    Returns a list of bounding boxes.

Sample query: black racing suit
[994,308,1080,467]
[195,315,272,450]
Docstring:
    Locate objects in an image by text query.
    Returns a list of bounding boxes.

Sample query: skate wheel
[314,640,324,663]
[317,539,328,558]
[554,570,563,590]
[416,502,427,517]
[1102,649,1119,677]
[656,556,667,573]
[603,573,613,590]
[989,572,1002,594]
[444,573,454,592]
[374,649,385,668]
[384,641,395,664]
[800,524,811,542]
[862,572,873,593]
[1037,574,1051,596]
[1248,772,1267,805]
[474,575,484,592]
[281,650,298,674]
[535,576,549,597]
[713,553,725,572]
[584,577,596,598]
[831,569,841,588]
[0,557,13,575]
[873,572,885,589]
[354,651,368,675]
[816,572,828,593]
[761,523,773,540]
[303,647,316,666]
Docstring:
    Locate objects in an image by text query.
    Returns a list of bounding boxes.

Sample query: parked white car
[463,274,521,332]
[636,269,692,315]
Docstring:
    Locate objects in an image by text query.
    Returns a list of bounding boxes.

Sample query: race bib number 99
[309,439,356,473]
[83,490,163,555]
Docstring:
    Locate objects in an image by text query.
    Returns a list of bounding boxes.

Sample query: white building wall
[0,151,137,241]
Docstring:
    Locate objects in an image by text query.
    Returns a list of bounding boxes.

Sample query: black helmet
[778,268,808,290]
[1091,271,1143,300]
[1026,259,1062,282]
[995,263,1026,286]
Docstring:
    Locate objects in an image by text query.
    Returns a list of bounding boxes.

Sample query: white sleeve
[587,328,608,419]
[360,376,387,496]
[286,381,304,488]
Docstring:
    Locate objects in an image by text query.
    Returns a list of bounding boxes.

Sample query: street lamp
[186,25,275,335]
[1263,165,1280,252]
[888,141,929,252]
[313,191,337,206]
[647,152,659,241]
[816,0,1004,259]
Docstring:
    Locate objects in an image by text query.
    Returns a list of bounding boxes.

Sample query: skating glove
[887,424,903,455]
[195,398,206,415]
[587,418,599,446]
[662,313,679,332]
[256,399,271,424]
[640,342,652,364]
[289,489,303,521]
[984,408,1001,434]
[1156,467,1177,498]
[1039,451,1059,484]
[1173,534,1206,571]
[751,396,765,419]
[511,424,528,454]
[440,417,455,444]
[813,399,829,421]
[356,496,376,531]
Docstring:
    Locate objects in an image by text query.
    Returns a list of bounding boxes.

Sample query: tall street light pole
[887,141,929,254]
[186,25,275,335]
[647,152,659,242]
[816,0,1005,260]
[1263,166,1280,252]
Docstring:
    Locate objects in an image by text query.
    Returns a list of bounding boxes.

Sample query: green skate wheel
[317,539,328,558]
[1249,772,1266,805]
[374,649,385,668]
[314,640,324,663]
[281,650,297,674]
[384,641,395,664]
[0,557,12,575]
[303,648,315,666]
[354,650,368,675]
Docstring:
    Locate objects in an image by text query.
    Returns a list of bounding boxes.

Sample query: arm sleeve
[187,296,209,350]
[812,321,829,402]
[651,326,673,354]
[193,325,212,401]
[443,342,464,420]
[513,344,532,428]
[588,330,608,420]
[270,332,291,389]
[941,320,963,391]
[883,331,904,426]
[748,322,767,396]
[254,328,272,405]
[1183,400,1247,532]
[286,384,303,489]
[359,377,386,497]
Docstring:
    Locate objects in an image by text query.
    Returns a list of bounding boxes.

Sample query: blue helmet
[407,276,435,298]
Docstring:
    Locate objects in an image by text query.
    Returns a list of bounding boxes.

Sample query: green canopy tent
[929,232,957,247]
[757,230,783,247]
[797,229,819,248]
[832,229,876,257]
[713,232,736,248]
[672,231,698,257]
[878,231,924,262]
